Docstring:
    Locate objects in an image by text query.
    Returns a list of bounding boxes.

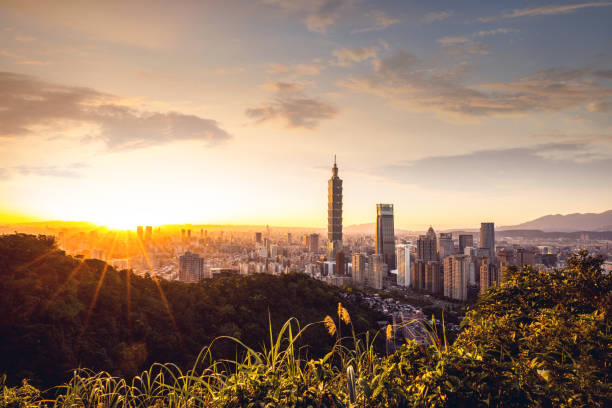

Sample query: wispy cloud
[246,81,338,129]
[351,10,399,33]
[266,63,325,77]
[0,72,231,150]
[480,2,612,22]
[263,0,351,33]
[1,163,88,179]
[378,142,612,191]
[331,46,378,66]
[340,51,612,117]
[420,10,453,23]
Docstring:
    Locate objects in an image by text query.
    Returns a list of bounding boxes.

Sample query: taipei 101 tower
[328,155,343,259]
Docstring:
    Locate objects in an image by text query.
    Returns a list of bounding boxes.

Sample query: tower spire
[332,155,338,177]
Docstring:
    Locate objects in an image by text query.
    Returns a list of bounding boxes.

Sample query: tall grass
[2,306,435,408]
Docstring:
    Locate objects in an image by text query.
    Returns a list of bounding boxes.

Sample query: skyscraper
[444,254,471,301]
[417,227,437,261]
[145,226,153,242]
[327,156,343,259]
[308,233,319,253]
[480,222,495,260]
[352,253,367,286]
[136,226,143,241]
[255,232,262,244]
[458,234,474,254]
[396,244,412,287]
[437,232,454,259]
[376,203,396,270]
[179,251,205,282]
[369,254,385,290]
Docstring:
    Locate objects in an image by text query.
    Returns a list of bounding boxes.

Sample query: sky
[0,0,611,230]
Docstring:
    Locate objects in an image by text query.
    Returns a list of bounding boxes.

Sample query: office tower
[136,226,143,241]
[187,229,191,239]
[335,251,345,275]
[179,251,205,282]
[327,156,343,259]
[458,234,473,254]
[145,226,152,242]
[437,232,454,259]
[375,204,396,270]
[352,253,367,285]
[480,222,495,260]
[425,261,441,294]
[413,260,425,290]
[480,256,499,294]
[287,232,292,244]
[444,255,470,301]
[369,254,385,290]
[255,232,262,244]
[417,227,437,261]
[396,244,411,287]
[308,233,319,253]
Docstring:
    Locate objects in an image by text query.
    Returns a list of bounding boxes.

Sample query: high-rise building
[335,251,346,275]
[437,232,454,259]
[417,227,437,261]
[286,232,292,244]
[136,226,143,241]
[327,156,343,259]
[369,254,385,290]
[308,233,319,253]
[352,253,367,286]
[480,256,499,294]
[458,234,473,254]
[376,204,396,270]
[396,244,412,287]
[425,261,442,294]
[480,222,495,260]
[444,255,471,301]
[255,232,262,244]
[179,251,205,282]
[145,226,152,242]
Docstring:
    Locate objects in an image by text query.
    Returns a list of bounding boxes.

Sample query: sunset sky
[0,0,611,230]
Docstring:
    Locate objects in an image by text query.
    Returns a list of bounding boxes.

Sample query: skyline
[1,1,611,229]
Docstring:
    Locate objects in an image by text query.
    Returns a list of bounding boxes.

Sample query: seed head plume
[386,324,393,341]
[324,315,337,337]
[338,302,351,325]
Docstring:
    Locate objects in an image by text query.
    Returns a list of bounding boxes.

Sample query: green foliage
[0,234,381,388]
[1,237,610,407]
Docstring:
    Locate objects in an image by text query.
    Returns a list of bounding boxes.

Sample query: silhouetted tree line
[0,234,382,388]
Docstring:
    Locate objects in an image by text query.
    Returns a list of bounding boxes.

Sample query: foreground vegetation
[0,234,381,388]
[1,235,611,407]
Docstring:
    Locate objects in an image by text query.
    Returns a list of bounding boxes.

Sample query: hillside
[0,234,382,388]
[3,248,610,407]
[504,210,612,232]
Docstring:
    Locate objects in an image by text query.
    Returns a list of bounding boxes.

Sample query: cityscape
[0,1,610,406]
[5,157,610,302]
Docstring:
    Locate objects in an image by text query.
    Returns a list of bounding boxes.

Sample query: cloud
[339,51,612,117]
[263,0,350,33]
[266,63,325,76]
[437,36,470,46]
[351,10,399,33]
[441,42,489,56]
[480,2,612,22]
[331,46,378,66]
[421,10,453,23]
[0,72,231,150]
[1,163,88,179]
[246,81,338,128]
[378,143,612,191]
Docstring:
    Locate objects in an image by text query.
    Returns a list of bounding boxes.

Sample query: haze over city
[0,0,610,230]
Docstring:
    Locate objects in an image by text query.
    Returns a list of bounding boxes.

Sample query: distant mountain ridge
[502,210,612,232]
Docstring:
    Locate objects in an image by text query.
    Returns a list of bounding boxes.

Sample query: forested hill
[0,234,381,387]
